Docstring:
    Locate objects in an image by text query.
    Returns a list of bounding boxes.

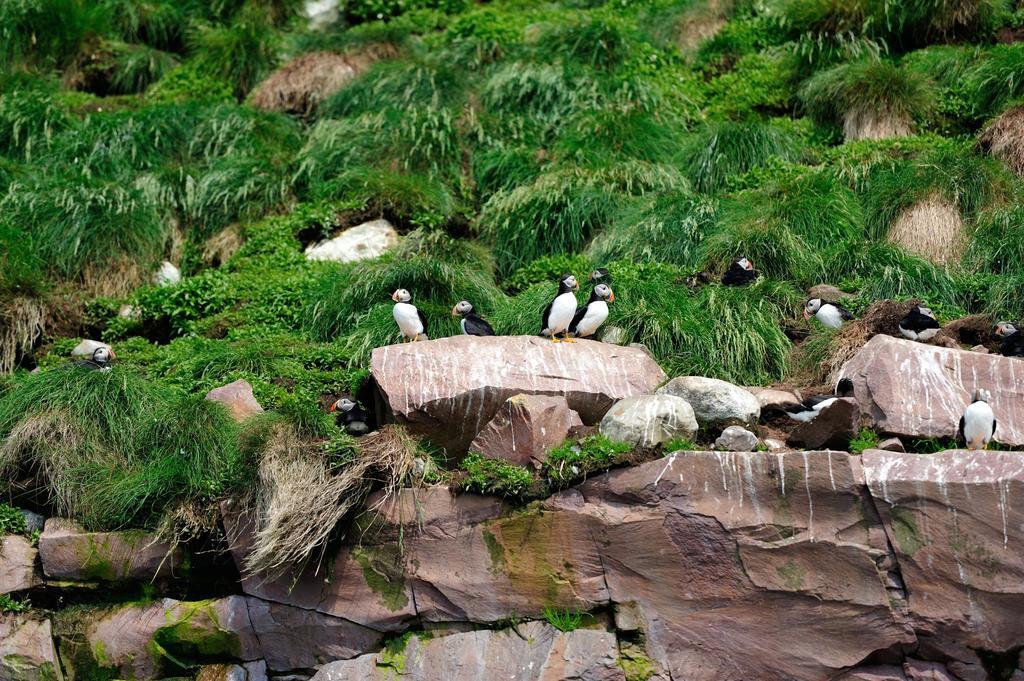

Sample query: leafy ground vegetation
[2,0,1024,568]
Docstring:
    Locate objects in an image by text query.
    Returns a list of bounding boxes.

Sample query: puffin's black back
[1001,330,1024,357]
[900,309,940,332]
[464,313,495,336]
[721,262,758,286]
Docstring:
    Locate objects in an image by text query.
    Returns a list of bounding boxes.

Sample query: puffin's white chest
[545,292,577,334]
[900,324,939,341]
[816,305,845,329]
[575,300,609,337]
[393,302,423,338]
[963,401,995,447]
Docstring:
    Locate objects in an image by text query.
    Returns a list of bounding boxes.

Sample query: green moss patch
[353,545,410,612]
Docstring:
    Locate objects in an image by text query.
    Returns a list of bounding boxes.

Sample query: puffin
[898,306,941,342]
[721,257,758,286]
[569,283,615,339]
[786,378,854,422]
[451,300,495,336]
[958,389,996,451]
[589,268,611,284]
[804,298,853,329]
[391,289,428,343]
[330,397,371,436]
[995,321,1024,357]
[72,346,115,372]
[540,274,580,342]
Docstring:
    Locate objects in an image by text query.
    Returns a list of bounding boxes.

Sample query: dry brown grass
[250,45,396,116]
[888,195,964,265]
[0,297,45,373]
[80,257,149,297]
[676,0,732,53]
[239,423,418,577]
[843,110,913,142]
[979,105,1024,177]
[202,224,245,267]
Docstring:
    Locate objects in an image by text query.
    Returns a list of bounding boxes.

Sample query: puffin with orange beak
[804,298,853,329]
[540,274,580,342]
[569,283,615,339]
[73,346,116,372]
[995,321,1024,357]
[451,300,495,336]
[391,289,428,342]
[330,397,371,435]
[721,257,758,286]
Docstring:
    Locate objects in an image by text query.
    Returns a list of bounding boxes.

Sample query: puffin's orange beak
[391,291,400,302]
[451,305,459,316]
[109,350,116,359]
[746,259,754,271]
[803,309,811,320]
[608,291,615,302]
[329,402,337,412]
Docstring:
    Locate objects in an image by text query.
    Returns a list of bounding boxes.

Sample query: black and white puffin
[786,378,854,422]
[451,300,495,336]
[589,268,611,284]
[898,305,941,342]
[995,321,1024,357]
[540,274,580,342]
[721,257,758,286]
[804,298,853,329]
[330,397,371,436]
[958,389,996,450]
[71,346,115,372]
[569,283,614,339]
[391,289,428,343]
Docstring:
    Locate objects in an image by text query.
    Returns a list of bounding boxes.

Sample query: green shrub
[535,13,642,70]
[0,0,109,67]
[0,594,29,613]
[320,60,464,119]
[459,452,534,498]
[704,52,797,119]
[184,154,293,235]
[104,0,193,52]
[190,14,280,98]
[0,503,27,535]
[850,243,967,313]
[849,428,880,454]
[147,61,235,103]
[105,42,180,94]
[970,43,1024,119]
[503,254,593,293]
[679,120,805,194]
[343,0,468,24]
[543,605,587,632]
[546,434,630,483]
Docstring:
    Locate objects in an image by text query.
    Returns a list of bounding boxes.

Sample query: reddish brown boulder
[38,518,186,582]
[310,622,625,681]
[862,449,1024,658]
[841,335,1023,445]
[0,615,63,681]
[205,379,264,422]
[469,394,582,467]
[786,397,860,450]
[371,336,666,453]
[0,535,40,594]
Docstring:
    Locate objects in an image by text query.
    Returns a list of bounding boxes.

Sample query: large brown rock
[0,535,39,594]
[0,616,63,681]
[469,394,582,467]
[371,336,666,453]
[205,379,264,422]
[861,449,1024,658]
[38,518,186,582]
[310,622,625,681]
[841,335,1024,445]
[786,397,860,450]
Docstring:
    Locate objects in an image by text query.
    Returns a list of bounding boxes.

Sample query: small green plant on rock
[0,594,29,613]
[849,428,881,455]
[542,605,585,632]
[0,502,27,535]
[459,453,534,499]
[546,434,631,483]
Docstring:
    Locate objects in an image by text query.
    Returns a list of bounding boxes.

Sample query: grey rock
[205,380,264,422]
[305,219,398,263]
[714,425,759,452]
[0,535,40,594]
[599,394,698,447]
[0,615,64,681]
[154,261,181,286]
[877,438,905,453]
[18,509,44,534]
[787,398,859,450]
[196,665,247,681]
[657,376,760,427]
[38,518,186,582]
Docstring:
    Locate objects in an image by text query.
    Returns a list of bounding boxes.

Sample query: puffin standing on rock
[330,397,371,436]
[721,257,758,286]
[72,347,116,372]
[570,283,614,339]
[786,378,854,422]
[540,274,580,342]
[804,298,853,329]
[452,300,495,336]
[959,389,996,450]
[898,306,941,342]
[995,321,1024,357]
[391,289,428,343]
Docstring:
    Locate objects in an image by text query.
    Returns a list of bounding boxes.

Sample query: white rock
[715,426,759,452]
[657,376,761,428]
[153,261,181,286]
[305,219,399,263]
[71,339,111,358]
[601,326,627,345]
[763,438,787,451]
[304,0,339,29]
[599,394,698,448]
[117,304,141,321]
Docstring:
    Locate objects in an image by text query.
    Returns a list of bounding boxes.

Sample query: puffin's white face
[594,284,614,302]
[452,300,473,316]
[562,275,579,291]
[331,398,355,412]
[996,321,1018,337]
[974,389,991,403]
[589,269,607,282]
[737,257,753,271]
[804,299,822,319]
[916,306,935,319]
[93,347,113,363]
[392,289,411,303]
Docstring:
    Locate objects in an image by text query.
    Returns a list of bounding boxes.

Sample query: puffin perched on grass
[330,397,371,436]
[451,300,495,336]
[721,257,758,286]
[995,321,1024,357]
[786,378,854,422]
[391,289,428,343]
[804,298,853,329]
[72,347,115,372]
[959,389,996,450]
[589,268,611,284]
[540,274,579,342]
[570,283,614,339]
[898,306,941,342]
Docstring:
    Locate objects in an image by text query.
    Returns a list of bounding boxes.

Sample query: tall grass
[0,0,110,67]
[679,121,804,194]
[970,44,1024,120]
[190,14,280,98]
[0,74,72,161]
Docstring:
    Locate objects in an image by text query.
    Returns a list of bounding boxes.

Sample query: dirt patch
[979,105,1024,177]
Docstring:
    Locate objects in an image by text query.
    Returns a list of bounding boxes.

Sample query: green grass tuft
[459,452,534,499]
[679,120,805,194]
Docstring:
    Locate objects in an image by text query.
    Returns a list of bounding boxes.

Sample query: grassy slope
[2,0,1024,532]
